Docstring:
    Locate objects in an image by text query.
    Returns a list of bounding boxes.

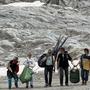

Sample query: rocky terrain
[0,0,37,4]
[0,0,90,65]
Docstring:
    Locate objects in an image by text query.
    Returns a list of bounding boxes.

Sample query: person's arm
[67,54,72,61]
[31,60,36,68]
[23,60,27,65]
[7,62,12,72]
[27,59,36,69]
[52,55,55,71]
[79,55,83,67]
[56,52,60,69]
[86,56,90,59]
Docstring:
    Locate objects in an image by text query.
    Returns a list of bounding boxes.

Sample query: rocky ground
[0,73,90,90]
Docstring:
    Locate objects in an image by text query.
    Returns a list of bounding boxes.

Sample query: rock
[0,47,4,54]
[0,40,14,50]
[0,1,90,62]
[0,0,38,4]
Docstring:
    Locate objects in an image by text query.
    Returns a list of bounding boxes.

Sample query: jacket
[57,53,72,69]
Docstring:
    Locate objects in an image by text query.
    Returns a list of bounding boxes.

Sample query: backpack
[70,68,80,83]
[10,60,19,73]
[38,54,47,67]
[15,64,19,73]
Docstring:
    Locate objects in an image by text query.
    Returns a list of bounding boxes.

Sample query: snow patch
[6,1,44,7]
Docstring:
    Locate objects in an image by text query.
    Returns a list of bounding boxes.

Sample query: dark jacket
[7,60,18,77]
[57,53,72,69]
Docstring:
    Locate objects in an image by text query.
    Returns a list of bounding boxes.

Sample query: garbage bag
[19,66,33,83]
[70,68,80,83]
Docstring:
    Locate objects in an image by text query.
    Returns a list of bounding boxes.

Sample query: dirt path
[0,73,90,90]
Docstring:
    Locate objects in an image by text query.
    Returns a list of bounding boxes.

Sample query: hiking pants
[81,68,89,81]
[7,72,18,89]
[59,67,68,85]
[44,65,53,86]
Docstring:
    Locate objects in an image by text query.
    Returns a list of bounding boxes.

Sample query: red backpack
[16,64,19,73]
[12,60,19,73]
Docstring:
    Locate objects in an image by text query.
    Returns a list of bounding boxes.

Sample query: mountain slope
[0,1,90,64]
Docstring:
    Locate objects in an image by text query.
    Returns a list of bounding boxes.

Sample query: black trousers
[44,65,53,85]
[59,67,68,85]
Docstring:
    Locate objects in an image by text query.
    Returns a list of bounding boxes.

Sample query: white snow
[0,56,44,77]
[0,64,44,77]
[5,1,44,7]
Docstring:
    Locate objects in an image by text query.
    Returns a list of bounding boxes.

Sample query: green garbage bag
[70,68,80,83]
[19,66,33,83]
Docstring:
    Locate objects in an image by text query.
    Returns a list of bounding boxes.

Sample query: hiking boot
[49,84,52,87]
[15,83,18,88]
[65,83,69,86]
[60,84,63,86]
[82,81,84,85]
[30,85,33,88]
[9,87,11,89]
[26,86,28,88]
[44,84,48,87]
[84,81,87,85]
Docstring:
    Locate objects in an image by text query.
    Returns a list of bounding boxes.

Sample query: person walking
[7,57,19,89]
[44,49,55,87]
[80,48,90,85]
[23,52,35,88]
[56,47,72,86]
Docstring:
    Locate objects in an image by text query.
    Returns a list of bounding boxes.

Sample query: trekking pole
[59,36,69,47]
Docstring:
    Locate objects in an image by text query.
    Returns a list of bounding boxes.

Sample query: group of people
[7,53,35,89]
[7,47,90,89]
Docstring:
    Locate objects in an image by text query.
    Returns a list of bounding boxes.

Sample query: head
[84,48,89,55]
[13,57,18,60]
[48,49,52,55]
[59,47,65,54]
[13,57,18,63]
[27,52,32,58]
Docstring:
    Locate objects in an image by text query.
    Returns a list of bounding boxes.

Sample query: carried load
[82,59,90,70]
[38,54,47,68]
[70,66,80,83]
[19,66,33,83]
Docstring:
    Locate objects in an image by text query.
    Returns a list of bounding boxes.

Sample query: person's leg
[49,66,53,86]
[8,77,12,89]
[64,68,68,86]
[44,67,48,87]
[81,68,85,85]
[84,70,89,85]
[30,76,33,88]
[13,73,18,88]
[26,82,29,88]
[60,67,63,86]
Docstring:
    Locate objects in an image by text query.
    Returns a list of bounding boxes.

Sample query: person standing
[80,48,90,85]
[7,57,19,89]
[44,49,55,87]
[23,52,35,88]
[56,47,72,86]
